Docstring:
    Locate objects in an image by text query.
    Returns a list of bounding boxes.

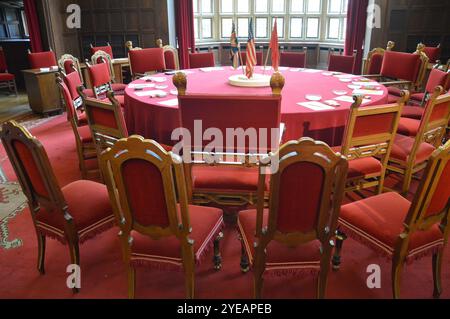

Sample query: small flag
[270,19,280,72]
[246,18,257,79]
[230,22,239,69]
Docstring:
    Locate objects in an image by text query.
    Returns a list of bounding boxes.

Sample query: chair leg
[213,232,224,271]
[332,229,347,271]
[432,250,443,299]
[182,245,195,299]
[68,240,81,294]
[239,234,250,273]
[37,234,46,275]
[317,247,333,299]
[127,266,136,299]
[12,80,18,96]
[253,245,266,299]
[391,259,404,299]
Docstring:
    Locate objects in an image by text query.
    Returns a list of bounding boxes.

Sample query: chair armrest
[363,74,382,78]
[380,80,412,87]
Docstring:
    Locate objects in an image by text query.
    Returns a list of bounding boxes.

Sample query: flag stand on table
[245,18,257,79]
[264,18,280,75]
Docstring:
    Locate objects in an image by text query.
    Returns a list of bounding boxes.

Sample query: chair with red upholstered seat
[56,75,97,179]
[401,69,450,121]
[173,71,285,207]
[0,121,115,292]
[387,87,450,194]
[90,43,114,59]
[100,136,224,298]
[90,50,127,95]
[188,51,216,69]
[240,50,264,66]
[422,44,442,65]
[62,69,95,113]
[363,41,395,75]
[334,140,450,299]
[128,48,166,80]
[328,50,356,74]
[85,62,125,107]
[280,48,307,68]
[337,93,406,193]
[156,38,180,71]
[0,46,17,95]
[238,138,348,299]
[58,53,83,78]
[28,50,57,69]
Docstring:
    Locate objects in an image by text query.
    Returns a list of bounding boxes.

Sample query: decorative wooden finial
[125,41,133,50]
[387,41,395,51]
[399,90,411,105]
[173,72,187,96]
[350,95,363,110]
[156,39,163,48]
[270,72,285,95]
[416,43,426,54]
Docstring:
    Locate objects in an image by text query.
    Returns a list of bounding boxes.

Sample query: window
[193,0,348,42]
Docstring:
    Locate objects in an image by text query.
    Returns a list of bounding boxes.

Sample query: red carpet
[0,115,449,299]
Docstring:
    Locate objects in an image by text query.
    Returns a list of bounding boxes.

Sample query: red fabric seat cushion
[388,94,400,104]
[0,73,15,81]
[238,209,322,274]
[397,118,420,137]
[401,106,424,120]
[339,192,444,260]
[280,52,306,68]
[387,86,403,97]
[35,181,114,243]
[130,205,223,267]
[28,51,57,69]
[347,157,383,179]
[410,93,425,103]
[77,112,88,126]
[192,166,267,193]
[111,83,126,93]
[390,134,435,164]
[381,51,421,82]
[77,125,93,143]
[129,48,166,74]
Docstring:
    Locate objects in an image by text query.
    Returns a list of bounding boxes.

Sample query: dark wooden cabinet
[22,69,62,115]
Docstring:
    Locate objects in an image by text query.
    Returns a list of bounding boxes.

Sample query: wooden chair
[334,139,450,299]
[387,88,450,194]
[125,40,142,52]
[280,47,307,68]
[128,48,166,79]
[56,75,97,179]
[0,121,114,292]
[328,49,356,74]
[157,38,180,70]
[238,138,348,299]
[90,43,114,59]
[58,53,83,80]
[337,92,406,193]
[85,61,125,106]
[239,47,264,66]
[173,71,285,207]
[189,51,215,69]
[79,90,128,159]
[422,43,442,64]
[363,41,395,75]
[28,49,57,69]
[90,50,125,90]
[62,69,95,111]
[0,46,18,96]
[100,136,224,299]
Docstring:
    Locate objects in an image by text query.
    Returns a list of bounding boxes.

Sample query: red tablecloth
[124,67,389,147]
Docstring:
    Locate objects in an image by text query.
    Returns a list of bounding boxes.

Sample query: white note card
[352,89,384,96]
[334,96,371,104]
[200,67,224,72]
[128,83,156,89]
[135,90,167,97]
[158,99,179,107]
[298,102,335,111]
[141,76,167,83]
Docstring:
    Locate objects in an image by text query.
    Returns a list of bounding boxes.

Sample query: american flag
[245,18,257,79]
[229,21,239,69]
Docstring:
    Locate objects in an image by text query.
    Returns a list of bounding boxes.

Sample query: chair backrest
[188,52,215,69]
[90,44,114,59]
[100,136,192,242]
[82,91,128,153]
[0,121,65,212]
[403,140,449,235]
[341,93,406,165]
[28,50,57,69]
[425,68,450,95]
[128,48,166,79]
[56,75,79,125]
[422,44,441,64]
[363,41,395,75]
[415,88,450,149]
[414,43,431,89]
[62,70,85,108]
[156,38,180,71]
[380,51,422,83]
[91,50,116,82]
[328,52,356,74]
[280,49,307,68]
[240,50,263,66]
[0,46,8,72]
[86,62,113,97]
[174,72,284,154]
[58,54,83,79]
[255,138,348,247]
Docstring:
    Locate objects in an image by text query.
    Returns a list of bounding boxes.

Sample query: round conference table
[124,67,389,147]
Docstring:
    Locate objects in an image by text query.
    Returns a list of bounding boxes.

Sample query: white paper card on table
[335,74,359,79]
[141,76,167,82]
[278,67,289,71]
[298,102,335,111]
[128,83,155,89]
[200,67,224,72]
[135,90,167,97]
[301,69,322,73]
[158,99,179,107]
[352,89,384,96]
[290,68,305,72]
[334,95,371,104]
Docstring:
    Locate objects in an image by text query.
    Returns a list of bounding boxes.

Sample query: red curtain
[24,0,43,52]
[344,0,369,74]
[175,0,195,69]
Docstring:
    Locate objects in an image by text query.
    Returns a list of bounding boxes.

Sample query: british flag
[245,18,257,79]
